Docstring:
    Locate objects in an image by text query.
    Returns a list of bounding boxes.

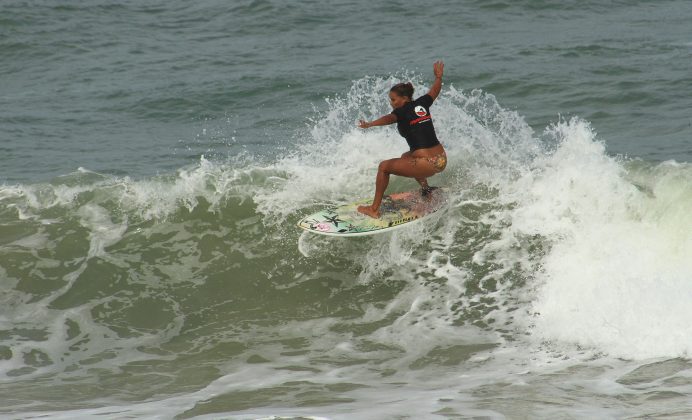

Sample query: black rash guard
[391,94,440,151]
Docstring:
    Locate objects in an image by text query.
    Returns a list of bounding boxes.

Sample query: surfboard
[297,188,446,236]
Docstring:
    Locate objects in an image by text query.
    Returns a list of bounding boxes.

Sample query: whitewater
[1,74,691,419]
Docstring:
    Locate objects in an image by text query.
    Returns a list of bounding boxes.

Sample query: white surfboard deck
[297,188,446,237]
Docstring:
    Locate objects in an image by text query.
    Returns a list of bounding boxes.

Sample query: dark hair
[390,82,414,99]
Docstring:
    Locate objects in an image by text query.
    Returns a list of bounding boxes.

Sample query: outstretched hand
[358,120,370,129]
[433,60,444,79]
[427,60,445,100]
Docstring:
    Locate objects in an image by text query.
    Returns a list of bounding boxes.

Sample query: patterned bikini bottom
[425,154,447,172]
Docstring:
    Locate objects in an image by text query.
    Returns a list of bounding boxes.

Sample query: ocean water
[1,1,691,419]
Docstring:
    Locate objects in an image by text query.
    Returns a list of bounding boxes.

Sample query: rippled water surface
[1,1,691,419]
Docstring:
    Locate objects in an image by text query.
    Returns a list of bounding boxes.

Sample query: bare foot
[421,186,439,199]
[357,205,380,219]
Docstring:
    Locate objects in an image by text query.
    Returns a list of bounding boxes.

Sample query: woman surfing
[357,60,447,218]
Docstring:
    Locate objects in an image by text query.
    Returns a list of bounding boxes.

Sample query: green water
[1,1,692,418]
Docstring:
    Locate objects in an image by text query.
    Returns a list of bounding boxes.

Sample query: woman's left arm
[427,60,444,100]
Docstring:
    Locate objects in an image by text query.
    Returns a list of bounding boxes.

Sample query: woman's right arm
[358,113,397,129]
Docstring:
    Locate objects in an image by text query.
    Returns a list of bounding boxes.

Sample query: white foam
[502,119,692,359]
[77,204,128,258]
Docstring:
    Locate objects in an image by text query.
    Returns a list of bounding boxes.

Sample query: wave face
[1,76,691,418]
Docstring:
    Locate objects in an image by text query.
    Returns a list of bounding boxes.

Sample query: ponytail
[390,82,414,99]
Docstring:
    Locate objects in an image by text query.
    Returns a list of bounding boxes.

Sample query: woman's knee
[378,160,391,173]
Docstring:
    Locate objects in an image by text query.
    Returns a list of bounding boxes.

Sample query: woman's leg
[400,151,429,189]
[357,157,438,218]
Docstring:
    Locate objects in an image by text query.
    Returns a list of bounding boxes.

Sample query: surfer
[357,60,447,218]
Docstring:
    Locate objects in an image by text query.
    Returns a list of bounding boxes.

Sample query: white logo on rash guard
[414,105,427,117]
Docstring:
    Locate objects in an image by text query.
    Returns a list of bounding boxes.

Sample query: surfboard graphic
[297,188,446,236]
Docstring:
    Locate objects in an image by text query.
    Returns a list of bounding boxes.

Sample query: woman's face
[389,91,409,109]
